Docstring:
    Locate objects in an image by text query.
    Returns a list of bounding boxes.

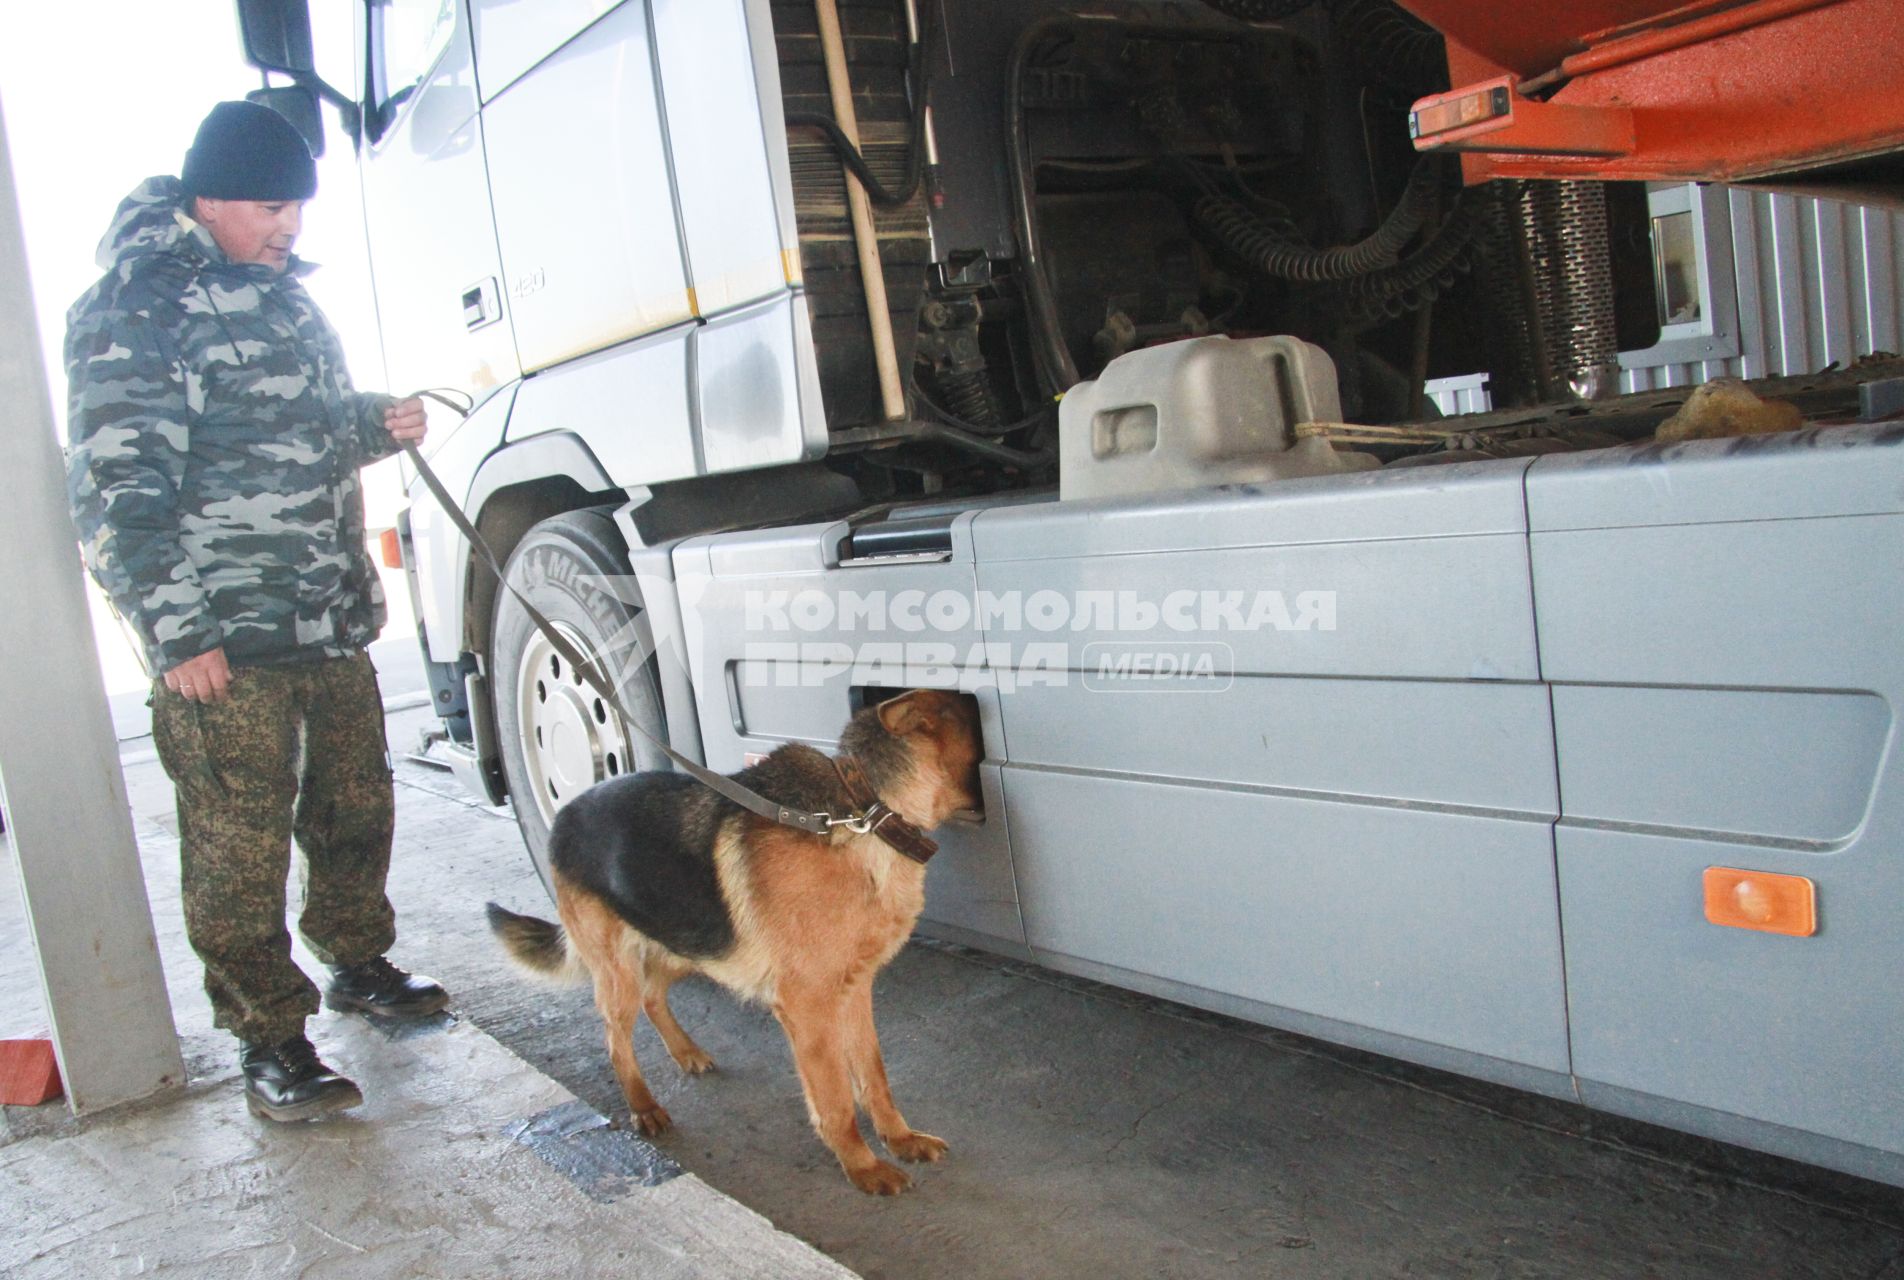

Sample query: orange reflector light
[379,526,404,570]
[1703,867,1816,937]
[1410,84,1511,141]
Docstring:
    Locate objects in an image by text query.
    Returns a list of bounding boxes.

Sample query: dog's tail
[485,901,585,983]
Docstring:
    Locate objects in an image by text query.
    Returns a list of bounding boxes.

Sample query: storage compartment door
[972,463,1571,1082]
[1530,428,1904,1173]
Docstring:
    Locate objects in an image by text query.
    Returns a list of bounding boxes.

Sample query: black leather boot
[239,1035,363,1122]
[323,956,450,1018]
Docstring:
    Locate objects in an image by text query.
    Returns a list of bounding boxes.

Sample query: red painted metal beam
[1393,0,1695,77]
[1535,0,1840,88]
[1411,76,1636,158]
[1409,0,1904,184]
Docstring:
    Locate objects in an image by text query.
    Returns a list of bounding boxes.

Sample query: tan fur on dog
[490,689,982,1194]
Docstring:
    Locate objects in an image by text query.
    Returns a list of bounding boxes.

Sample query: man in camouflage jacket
[66,101,449,1122]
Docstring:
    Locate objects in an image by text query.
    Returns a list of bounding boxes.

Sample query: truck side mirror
[247,86,326,159]
[233,0,362,149]
[235,0,316,75]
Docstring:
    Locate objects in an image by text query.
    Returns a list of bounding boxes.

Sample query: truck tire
[490,508,668,898]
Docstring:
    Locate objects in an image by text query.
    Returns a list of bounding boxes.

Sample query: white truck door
[474,0,824,488]
[478,0,693,375]
[357,0,518,403]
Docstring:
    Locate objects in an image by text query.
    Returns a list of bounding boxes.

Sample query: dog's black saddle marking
[550,772,738,959]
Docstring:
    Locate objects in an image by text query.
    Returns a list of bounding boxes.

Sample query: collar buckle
[829,757,939,865]
[825,804,888,836]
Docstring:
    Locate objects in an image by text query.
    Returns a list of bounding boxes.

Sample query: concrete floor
[6,694,1904,1279]
[0,698,852,1278]
[0,1012,854,1279]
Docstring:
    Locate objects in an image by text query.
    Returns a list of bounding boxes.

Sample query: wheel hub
[514,622,635,826]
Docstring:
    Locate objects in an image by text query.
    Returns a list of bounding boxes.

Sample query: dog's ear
[875,690,933,736]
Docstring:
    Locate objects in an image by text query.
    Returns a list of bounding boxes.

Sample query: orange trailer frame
[1401,0,1904,188]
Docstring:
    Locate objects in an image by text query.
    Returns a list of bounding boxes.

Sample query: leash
[396,406,921,851]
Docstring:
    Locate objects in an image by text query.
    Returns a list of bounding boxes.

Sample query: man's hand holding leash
[384,396,428,444]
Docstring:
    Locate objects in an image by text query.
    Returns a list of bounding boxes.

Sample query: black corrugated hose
[1342,202,1478,322]
[1190,155,1442,283]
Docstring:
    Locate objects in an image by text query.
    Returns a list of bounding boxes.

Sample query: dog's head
[846,690,984,828]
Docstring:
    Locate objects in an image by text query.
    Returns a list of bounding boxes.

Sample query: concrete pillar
[0,94,184,1111]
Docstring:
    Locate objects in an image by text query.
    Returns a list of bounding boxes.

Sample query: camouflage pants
[150,651,397,1045]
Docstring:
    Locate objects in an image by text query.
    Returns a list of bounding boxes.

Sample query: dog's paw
[846,1159,913,1196]
[884,1131,949,1163]
[672,1046,717,1075]
[630,1104,673,1137]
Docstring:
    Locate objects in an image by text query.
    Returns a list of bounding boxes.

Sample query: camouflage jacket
[66,176,399,673]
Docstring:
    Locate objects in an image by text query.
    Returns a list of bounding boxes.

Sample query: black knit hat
[181,100,317,202]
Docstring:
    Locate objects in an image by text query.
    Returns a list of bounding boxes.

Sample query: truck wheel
[490,509,668,898]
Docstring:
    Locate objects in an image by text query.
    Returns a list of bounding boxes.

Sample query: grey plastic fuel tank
[1059,336,1373,501]
[1526,422,1904,1186]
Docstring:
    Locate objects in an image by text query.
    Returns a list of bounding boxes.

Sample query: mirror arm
[300,73,363,144]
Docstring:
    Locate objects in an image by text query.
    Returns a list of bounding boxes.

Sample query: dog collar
[832,756,939,865]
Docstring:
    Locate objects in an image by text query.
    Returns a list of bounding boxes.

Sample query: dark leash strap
[399,432,864,840]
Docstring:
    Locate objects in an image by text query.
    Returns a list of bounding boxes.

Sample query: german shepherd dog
[487,689,983,1195]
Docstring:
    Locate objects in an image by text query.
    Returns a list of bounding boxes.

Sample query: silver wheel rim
[513,621,635,827]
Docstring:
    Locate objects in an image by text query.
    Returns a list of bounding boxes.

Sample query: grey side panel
[693,295,827,474]
[1579,1080,1904,1189]
[622,539,708,771]
[1553,822,1904,1156]
[1527,422,1904,532]
[466,432,615,516]
[970,461,1569,1073]
[971,459,1536,559]
[1528,429,1904,1168]
[1002,677,1557,815]
[978,531,1539,683]
[922,756,1027,957]
[671,521,1026,951]
[680,526,980,767]
[1551,686,1886,843]
[675,519,983,751]
[1029,929,1578,1103]
[1003,767,1570,1072]
[506,324,698,486]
